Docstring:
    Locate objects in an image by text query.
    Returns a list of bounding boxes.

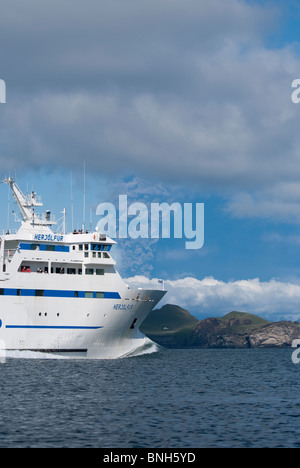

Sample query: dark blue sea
[0,347,300,448]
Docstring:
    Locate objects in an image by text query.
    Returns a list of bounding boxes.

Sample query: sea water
[0,347,299,448]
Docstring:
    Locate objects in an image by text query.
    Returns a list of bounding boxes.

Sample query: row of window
[77,244,111,252]
[20,243,69,252]
[84,252,110,259]
[20,266,105,275]
[20,243,112,253]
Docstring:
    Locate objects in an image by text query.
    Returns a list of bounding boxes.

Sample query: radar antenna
[2,177,56,226]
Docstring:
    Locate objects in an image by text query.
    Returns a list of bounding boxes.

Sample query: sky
[1,0,300,320]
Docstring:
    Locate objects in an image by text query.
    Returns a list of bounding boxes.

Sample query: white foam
[121,338,161,358]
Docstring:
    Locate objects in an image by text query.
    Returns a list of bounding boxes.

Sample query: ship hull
[0,289,166,359]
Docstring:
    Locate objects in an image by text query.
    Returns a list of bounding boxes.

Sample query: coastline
[141,305,300,349]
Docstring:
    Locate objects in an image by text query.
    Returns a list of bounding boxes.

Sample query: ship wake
[4,339,161,360]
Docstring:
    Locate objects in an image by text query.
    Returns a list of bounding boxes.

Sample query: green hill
[220,311,270,330]
[140,304,199,335]
[140,304,199,347]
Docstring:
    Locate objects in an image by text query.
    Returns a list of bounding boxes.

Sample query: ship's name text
[113,304,134,311]
[34,234,64,242]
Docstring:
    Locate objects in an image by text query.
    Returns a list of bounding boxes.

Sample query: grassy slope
[140,304,199,335]
[219,311,270,332]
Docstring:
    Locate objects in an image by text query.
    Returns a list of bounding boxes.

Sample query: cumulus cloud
[0,0,273,90]
[0,1,297,188]
[125,275,300,321]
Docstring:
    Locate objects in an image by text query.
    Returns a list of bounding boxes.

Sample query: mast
[3,177,55,227]
[83,160,86,231]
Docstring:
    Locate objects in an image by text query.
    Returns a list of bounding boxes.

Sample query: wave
[121,338,161,358]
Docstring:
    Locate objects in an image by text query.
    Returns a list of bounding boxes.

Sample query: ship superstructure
[0,177,166,358]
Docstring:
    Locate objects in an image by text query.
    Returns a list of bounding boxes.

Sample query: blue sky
[1,0,300,320]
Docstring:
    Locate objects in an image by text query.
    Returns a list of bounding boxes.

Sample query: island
[140,304,300,348]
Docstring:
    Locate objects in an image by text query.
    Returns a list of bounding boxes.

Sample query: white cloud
[0,1,296,185]
[225,182,300,223]
[125,275,300,321]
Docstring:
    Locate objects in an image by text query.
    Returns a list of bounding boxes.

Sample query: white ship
[0,177,166,358]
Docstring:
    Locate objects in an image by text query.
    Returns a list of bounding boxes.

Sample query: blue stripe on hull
[5,325,103,329]
[0,288,120,299]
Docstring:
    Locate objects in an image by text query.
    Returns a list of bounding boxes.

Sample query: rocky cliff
[189,316,300,348]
